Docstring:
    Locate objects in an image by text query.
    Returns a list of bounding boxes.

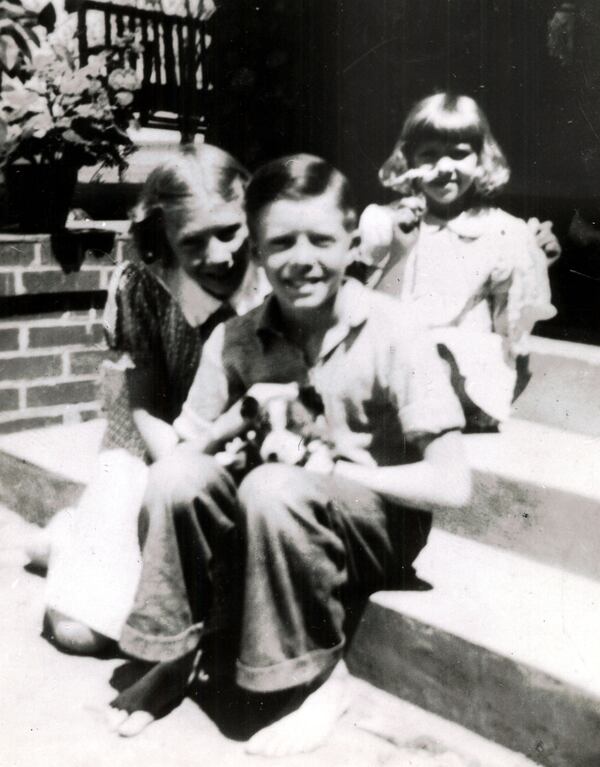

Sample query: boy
[108,154,471,755]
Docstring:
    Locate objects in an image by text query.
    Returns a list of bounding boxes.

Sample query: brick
[0,241,36,266]
[0,328,19,351]
[69,349,108,376]
[26,380,98,407]
[0,389,19,411]
[86,251,119,268]
[0,414,63,434]
[22,269,101,294]
[29,323,105,349]
[0,272,15,296]
[91,265,118,290]
[0,354,62,380]
[79,407,102,422]
[41,232,119,266]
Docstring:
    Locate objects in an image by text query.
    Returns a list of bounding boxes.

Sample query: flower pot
[5,163,79,233]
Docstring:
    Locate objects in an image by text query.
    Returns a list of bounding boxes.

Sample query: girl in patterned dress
[359,93,556,429]
[35,145,269,653]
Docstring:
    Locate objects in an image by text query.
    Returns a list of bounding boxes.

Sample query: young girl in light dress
[359,93,556,428]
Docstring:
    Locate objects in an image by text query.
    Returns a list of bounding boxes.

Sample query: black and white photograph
[0,2,598,765]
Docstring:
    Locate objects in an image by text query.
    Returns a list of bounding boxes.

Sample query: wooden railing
[77,0,210,142]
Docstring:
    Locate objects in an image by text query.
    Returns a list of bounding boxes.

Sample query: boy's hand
[528,217,561,265]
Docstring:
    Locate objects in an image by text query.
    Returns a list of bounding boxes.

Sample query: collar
[153,260,271,328]
[255,278,370,359]
[422,206,492,240]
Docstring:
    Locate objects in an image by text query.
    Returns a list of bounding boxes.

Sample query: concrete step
[0,420,104,526]
[0,523,540,767]
[514,336,600,436]
[347,528,600,767]
[443,418,600,582]
[0,416,598,580]
[1,418,596,765]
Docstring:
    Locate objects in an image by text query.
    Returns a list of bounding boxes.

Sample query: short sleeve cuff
[400,397,465,441]
[173,404,214,443]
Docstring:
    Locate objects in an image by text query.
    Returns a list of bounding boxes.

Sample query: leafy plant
[0,14,141,170]
[0,0,56,75]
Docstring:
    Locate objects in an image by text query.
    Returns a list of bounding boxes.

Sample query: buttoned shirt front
[175,279,465,467]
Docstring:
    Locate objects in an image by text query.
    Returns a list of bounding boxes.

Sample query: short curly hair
[379,93,510,198]
[130,144,249,266]
[245,153,357,237]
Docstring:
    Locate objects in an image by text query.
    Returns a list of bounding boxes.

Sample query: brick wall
[0,232,132,434]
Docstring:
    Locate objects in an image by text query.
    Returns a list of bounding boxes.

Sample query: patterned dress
[100,260,253,457]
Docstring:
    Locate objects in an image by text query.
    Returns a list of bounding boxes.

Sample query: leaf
[22,109,52,137]
[62,127,89,145]
[0,22,37,68]
[0,36,20,72]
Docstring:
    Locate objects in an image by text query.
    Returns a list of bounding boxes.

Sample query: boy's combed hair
[131,144,249,265]
[246,153,357,233]
[379,93,510,198]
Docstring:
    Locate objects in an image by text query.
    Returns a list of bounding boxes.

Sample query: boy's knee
[238,464,321,531]
[146,448,225,510]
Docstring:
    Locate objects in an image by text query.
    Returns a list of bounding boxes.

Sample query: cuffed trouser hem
[119,621,204,663]
[236,642,343,693]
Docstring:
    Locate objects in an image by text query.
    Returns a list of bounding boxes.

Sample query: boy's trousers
[120,443,432,692]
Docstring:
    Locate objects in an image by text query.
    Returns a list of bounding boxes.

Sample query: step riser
[0,451,83,526]
[436,469,600,581]
[348,602,600,767]
[514,349,600,436]
[1,436,598,581]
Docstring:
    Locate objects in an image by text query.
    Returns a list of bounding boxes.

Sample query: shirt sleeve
[392,328,466,441]
[173,323,231,442]
[490,218,556,357]
[102,262,165,413]
[103,262,159,362]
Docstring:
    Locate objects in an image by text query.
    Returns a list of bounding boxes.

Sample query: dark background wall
[206,0,600,343]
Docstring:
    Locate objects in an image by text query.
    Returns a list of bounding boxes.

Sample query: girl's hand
[527,217,561,265]
[358,201,422,268]
[389,195,426,233]
[359,204,395,257]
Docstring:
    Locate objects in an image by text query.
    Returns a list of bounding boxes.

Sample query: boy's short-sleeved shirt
[174,279,465,467]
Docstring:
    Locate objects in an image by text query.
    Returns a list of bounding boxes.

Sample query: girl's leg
[436,343,500,433]
[23,507,73,571]
[44,449,149,650]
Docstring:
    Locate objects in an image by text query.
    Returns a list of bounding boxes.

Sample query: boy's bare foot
[245,660,352,757]
[46,608,110,655]
[106,652,195,737]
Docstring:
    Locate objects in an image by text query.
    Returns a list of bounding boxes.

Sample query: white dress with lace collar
[377,206,556,420]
